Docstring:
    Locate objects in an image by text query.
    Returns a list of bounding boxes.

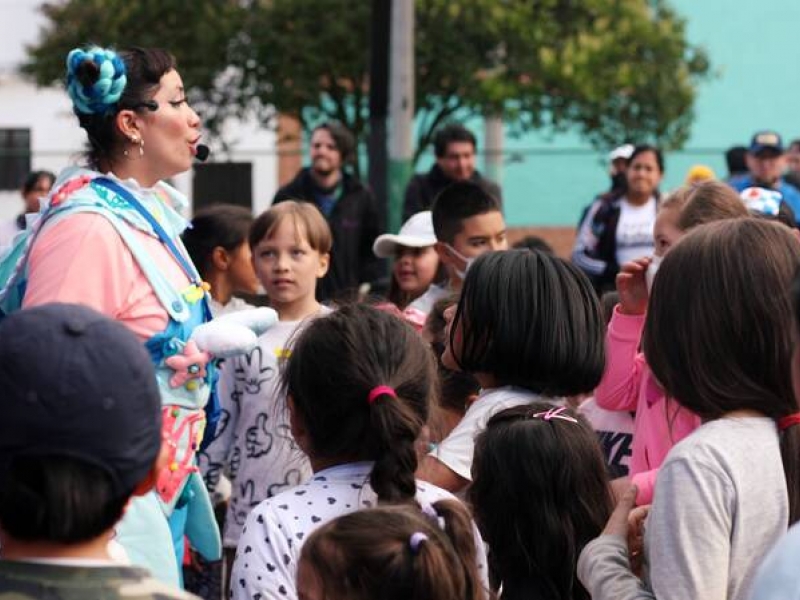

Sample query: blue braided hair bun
[66,46,127,115]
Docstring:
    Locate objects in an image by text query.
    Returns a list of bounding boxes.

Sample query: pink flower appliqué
[165,340,210,389]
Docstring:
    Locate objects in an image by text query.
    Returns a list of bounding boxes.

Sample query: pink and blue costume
[0,167,222,584]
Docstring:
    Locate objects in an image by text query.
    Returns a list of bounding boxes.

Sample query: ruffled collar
[50,166,190,238]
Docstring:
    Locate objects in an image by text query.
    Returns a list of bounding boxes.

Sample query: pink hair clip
[530,406,579,424]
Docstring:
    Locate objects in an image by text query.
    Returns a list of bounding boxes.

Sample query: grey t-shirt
[578,417,788,600]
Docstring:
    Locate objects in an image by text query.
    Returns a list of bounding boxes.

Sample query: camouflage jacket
[0,561,200,600]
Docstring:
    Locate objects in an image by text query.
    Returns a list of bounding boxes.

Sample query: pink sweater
[23,213,188,342]
[595,306,701,505]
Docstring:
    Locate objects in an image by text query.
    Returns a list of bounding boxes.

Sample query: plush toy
[190,307,278,359]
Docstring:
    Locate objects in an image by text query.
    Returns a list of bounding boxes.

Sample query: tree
[22,0,246,133]
[24,0,710,172]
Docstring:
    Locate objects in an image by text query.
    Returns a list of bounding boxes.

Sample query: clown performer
[0,46,275,586]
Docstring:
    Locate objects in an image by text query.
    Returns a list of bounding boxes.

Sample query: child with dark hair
[299,502,484,600]
[372,211,446,326]
[200,201,332,586]
[511,234,554,254]
[0,170,55,248]
[231,304,487,600]
[404,181,507,327]
[470,402,613,600]
[418,249,606,493]
[182,204,259,316]
[0,303,195,599]
[580,219,800,600]
[423,296,481,444]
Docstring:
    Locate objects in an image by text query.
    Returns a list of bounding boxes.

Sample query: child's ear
[434,242,454,267]
[316,253,330,278]
[211,246,230,272]
[131,439,170,497]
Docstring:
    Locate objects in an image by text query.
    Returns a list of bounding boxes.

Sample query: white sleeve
[428,406,483,481]
[231,502,299,600]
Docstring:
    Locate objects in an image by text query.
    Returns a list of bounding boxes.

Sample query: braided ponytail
[368,387,425,503]
[285,304,435,504]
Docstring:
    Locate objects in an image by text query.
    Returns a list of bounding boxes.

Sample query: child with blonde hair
[200,201,332,584]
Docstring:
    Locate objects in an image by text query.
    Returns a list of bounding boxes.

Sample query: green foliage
[22,0,245,131]
[23,0,710,164]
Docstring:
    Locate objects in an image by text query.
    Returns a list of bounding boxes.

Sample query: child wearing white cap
[372,211,446,329]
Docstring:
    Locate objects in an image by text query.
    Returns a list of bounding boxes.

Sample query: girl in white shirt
[417,248,606,493]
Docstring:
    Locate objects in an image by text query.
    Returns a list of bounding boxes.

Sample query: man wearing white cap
[608,144,635,193]
[373,211,446,330]
[577,144,635,228]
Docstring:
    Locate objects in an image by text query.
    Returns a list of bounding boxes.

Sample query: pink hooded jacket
[595,306,702,505]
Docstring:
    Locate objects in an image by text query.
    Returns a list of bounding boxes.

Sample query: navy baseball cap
[750,131,784,156]
[0,304,162,497]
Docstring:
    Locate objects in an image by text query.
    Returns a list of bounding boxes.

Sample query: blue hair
[66,46,127,115]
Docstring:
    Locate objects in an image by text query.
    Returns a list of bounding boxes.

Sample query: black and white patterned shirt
[230,461,489,600]
[200,312,330,548]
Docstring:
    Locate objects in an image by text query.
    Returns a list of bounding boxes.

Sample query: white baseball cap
[372,211,436,258]
[608,144,635,162]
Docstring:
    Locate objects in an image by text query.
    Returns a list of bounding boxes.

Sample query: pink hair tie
[368,385,397,405]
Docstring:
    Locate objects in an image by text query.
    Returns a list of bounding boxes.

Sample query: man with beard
[273,122,381,301]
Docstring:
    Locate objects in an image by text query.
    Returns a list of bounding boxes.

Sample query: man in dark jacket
[403,123,502,221]
[273,122,381,301]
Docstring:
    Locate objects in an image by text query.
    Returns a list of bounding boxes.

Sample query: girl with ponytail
[298,502,484,600]
[231,304,488,600]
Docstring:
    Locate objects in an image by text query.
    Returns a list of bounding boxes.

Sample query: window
[192,162,252,212]
[0,129,31,191]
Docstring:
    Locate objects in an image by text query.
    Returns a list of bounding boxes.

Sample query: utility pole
[484,116,504,187]
[367,0,390,232]
[388,0,414,233]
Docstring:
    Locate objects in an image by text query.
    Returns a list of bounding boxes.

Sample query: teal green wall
[415,0,800,227]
